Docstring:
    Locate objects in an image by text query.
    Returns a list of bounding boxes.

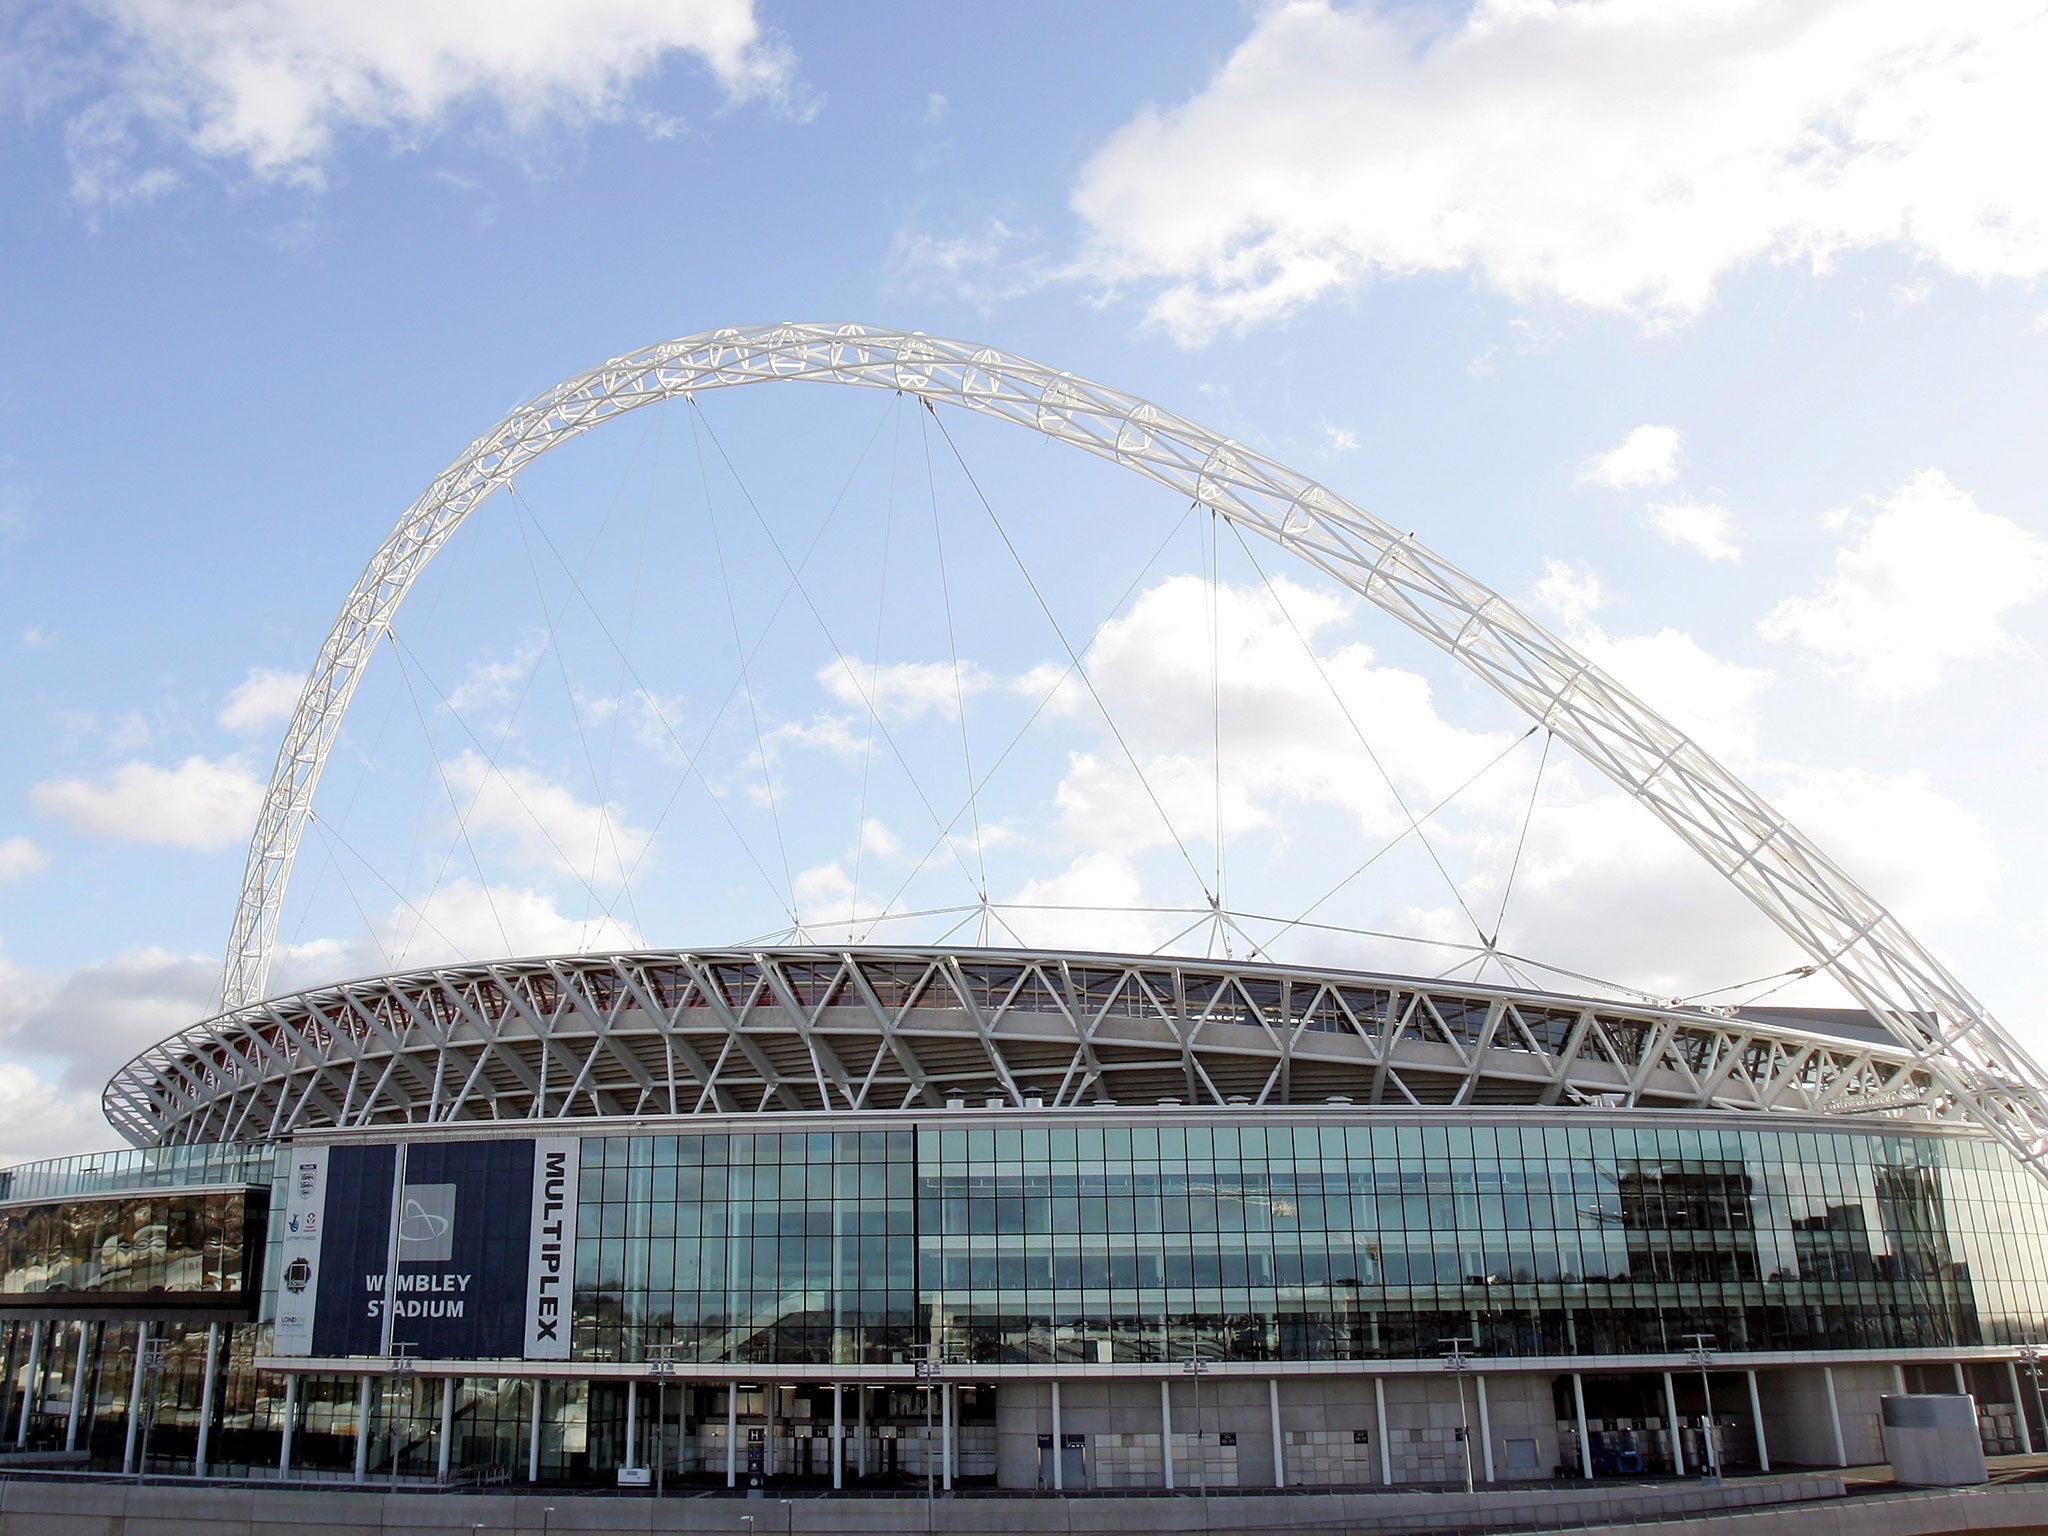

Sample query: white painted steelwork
[212,324,2048,1177]
[109,946,1928,1147]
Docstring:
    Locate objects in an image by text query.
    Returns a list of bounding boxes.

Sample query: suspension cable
[923,400,1218,909]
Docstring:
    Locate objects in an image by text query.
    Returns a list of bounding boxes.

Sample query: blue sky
[2,0,2046,1163]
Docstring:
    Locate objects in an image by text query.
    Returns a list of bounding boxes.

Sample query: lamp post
[387,1343,417,1490]
[2019,1346,2047,1450]
[647,1345,677,1498]
[1440,1337,1476,1495]
[1181,1355,1210,1503]
[1682,1335,1718,1481]
[913,1344,944,1535]
[135,1335,167,1481]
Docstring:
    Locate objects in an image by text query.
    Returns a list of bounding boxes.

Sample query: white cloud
[19,625,55,649]
[0,837,50,885]
[819,657,994,722]
[66,0,801,199]
[29,755,263,850]
[1529,559,1606,628]
[1004,852,1169,955]
[1322,422,1359,455]
[1531,560,1771,763]
[1578,626,1773,766]
[1648,498,1742,562]
[1760,468,2048,700]
[1071,0,2048,340]
[1040,573,1515,859]
[883,218,1048,310]
[0,1063,116,1167]
[1580,425,1684,490]
[446,631,549,713]
[444,751,650,886]
[217,664,304,733]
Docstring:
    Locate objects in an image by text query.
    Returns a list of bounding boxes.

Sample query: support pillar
[1051,1380,1064,1491]
[1893,1362,1908,1395]
[0,1323,17,1445]
[1746,1370,1770,1472]
[2010,1362,2036,1454]
[725,1384,738,1488]
[353,1374,372,1483]
[1268,1378,1284,1488]
[527,1379,544,1483]
[765,1381,776,1478]
[831,1382,843,1490]
[941,1381,954,1490]
[1160,1378,1174,1490]
[1954,1363,1969,1396]
[1475,1373,1494,1482]
[856,1383,867,1478]
[437,1376,455,1479]
[64,1323,89,1452]
[121,1324,148,1474]
[1572,1373,1593,1480]
[1663,1370,1685,1474]
[14,1320,43,1448]
[1374,1376,1391,1485]
[626,1378,638,1470]
[280,1373,299,1474]
[193,1322,220,1477]
[1822,1366,1847,1467]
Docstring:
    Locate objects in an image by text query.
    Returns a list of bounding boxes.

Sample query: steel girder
[110,946,1925,1147]
[213,323,2048,1180]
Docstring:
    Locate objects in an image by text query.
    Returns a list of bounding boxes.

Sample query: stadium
[6,326,2048,1515]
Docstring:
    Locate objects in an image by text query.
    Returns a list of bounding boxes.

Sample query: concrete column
[765,1381,776,1478]
[1745,1370,1770,1471]
[121,1324,148,1474]
[1822,1366,1847,1467]
[1892,1362,1907,1395]
[1571,1372,1593,1479]
[354,1374,373,1482]
[0,1322,17,1445]
[1160,1378,1175,1490]
[280,1373,299,1474]
[1475,1374,1494,1482]
[1051,1380,1064,1491]
[64,1323,90,1452]
[1663,1370,1685,1474]
[725,1384,738,1487]
[527,1379,544,1483]
[856,1384,867,1478]
[14,1319,43,1448]
[625,1378,638,1470]
[831,1382,843,1490]
[193,1322,221,1477]
[2009,1362,2036,1454]
[1268,1378,1285,1488]
[1954,1363,1968,1396]
[437,1375,455,1479]
[941,1381,954,1490]
[1373,1377,1392,1485]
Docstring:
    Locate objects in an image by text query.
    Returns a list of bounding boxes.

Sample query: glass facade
[569,1117,2048,1366]
[0,1188,264,1298]
[573,1129,918,1364]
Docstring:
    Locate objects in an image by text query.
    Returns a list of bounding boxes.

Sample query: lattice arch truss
[203,323,2048,1180]
[108,948,1936,1146]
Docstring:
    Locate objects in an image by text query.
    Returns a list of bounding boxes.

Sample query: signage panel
[294,1136,580,1360]
[523,1136,580,1359]
[272,1145,328,1355]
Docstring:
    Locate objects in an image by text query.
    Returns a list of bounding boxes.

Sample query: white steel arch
[225,321,2048,1182]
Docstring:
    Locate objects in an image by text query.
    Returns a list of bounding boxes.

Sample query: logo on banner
[397,1183,457,1262]
[283,1257,313,1293]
